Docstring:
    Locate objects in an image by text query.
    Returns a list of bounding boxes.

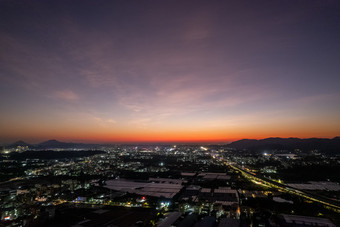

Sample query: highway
[224,161,340,212]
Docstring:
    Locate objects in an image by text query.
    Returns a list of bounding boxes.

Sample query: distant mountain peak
[13,140,28,144]
[7,140,31,148]
[38,139,72,145]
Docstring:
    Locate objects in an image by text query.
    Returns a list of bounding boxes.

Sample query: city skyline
[1,0,340,143]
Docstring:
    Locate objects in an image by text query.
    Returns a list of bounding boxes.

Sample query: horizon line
[2,136,339,146]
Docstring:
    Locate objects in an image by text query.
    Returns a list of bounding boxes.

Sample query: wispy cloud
[1,1,340,142]
[54,90,79,101]
[93,115,116,127]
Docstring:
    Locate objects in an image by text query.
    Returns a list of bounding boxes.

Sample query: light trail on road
[224,160,340,213]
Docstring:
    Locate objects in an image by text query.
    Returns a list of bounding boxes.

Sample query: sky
[1,0,340,144]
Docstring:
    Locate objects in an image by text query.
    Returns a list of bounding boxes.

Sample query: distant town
[1,138,339,226]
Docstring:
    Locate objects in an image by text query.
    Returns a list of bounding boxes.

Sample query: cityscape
[1,0,340,227]
[0,139,340,226]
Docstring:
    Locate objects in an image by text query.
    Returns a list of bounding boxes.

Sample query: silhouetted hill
[228,137,340,153]
[5,139,100,149]
[36,139,100,149]
[7,140,32,148]
[37,139,76,148]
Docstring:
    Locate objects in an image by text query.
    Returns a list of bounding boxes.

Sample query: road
[225,161,340,212]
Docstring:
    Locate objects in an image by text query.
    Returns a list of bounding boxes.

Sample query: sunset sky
[1,0,340,144]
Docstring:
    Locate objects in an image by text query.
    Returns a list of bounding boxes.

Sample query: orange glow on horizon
[2,110,339,144]
[2,126,339,144]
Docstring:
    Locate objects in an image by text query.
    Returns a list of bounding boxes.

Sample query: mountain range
[5,139,99,149]
[227,137,340,152]
[4,137,340,153]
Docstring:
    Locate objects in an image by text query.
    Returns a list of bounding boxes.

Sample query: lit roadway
[223,160,340,213]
